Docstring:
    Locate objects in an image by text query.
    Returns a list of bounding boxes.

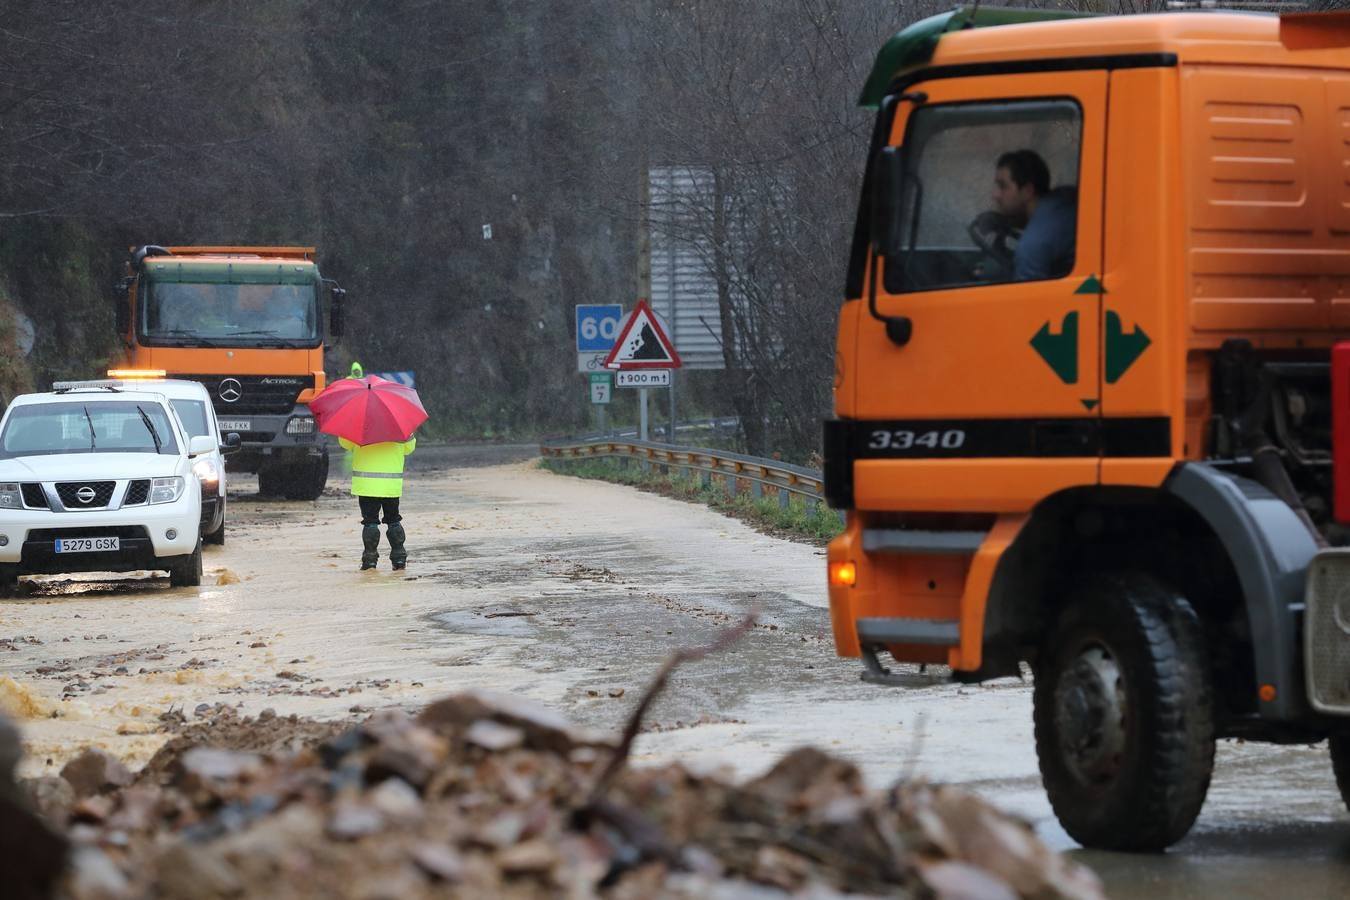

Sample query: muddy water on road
[1,456,1348,894]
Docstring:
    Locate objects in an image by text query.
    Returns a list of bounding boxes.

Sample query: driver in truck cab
[983,148,1077,282]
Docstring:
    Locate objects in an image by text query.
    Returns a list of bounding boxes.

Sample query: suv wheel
[0,565,17,598]
[1033,572,1214,851]
[204,497,226,545]
[1329,735,1350,812]
[169,541,203,588]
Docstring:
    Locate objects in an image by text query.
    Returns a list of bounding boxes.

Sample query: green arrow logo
[1075,274,1106,295]
[1104,310,1150,384]
[1030,312,1078,385]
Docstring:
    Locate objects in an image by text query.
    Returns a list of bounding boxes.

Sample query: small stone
[194,703,212,717]
[608,688,625,698]
[464,720,525,752]
[20,776,76,827]
[411,843,464,882]
[498,839,559,876]
[60,749,132,797]
[154,844,243,899]
[178,747,264,784]
[66,847,129,900]
[368,778,423,824]
[327,802,384,840]
[257,708,277,722]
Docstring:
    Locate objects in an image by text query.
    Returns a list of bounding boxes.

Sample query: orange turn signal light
[107,368,167,379]
[1259,683,1277,703]
[829,561,857,587]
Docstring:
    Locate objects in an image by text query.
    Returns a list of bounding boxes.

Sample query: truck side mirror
[112,279,131,334]
[871,146,904,258]
[220,432,242,454]
[329,286,346,341]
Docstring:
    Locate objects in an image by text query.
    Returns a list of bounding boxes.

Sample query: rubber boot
[361,524,380,570]
[386,522,407,570]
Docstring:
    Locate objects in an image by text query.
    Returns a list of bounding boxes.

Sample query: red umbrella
[310,376,427,445]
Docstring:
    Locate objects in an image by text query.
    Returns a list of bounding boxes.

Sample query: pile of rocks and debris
[1,691,1102,900]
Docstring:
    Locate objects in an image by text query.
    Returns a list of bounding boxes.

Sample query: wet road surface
[1,446,1348,895]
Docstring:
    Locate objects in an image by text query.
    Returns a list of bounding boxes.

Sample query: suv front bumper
[0,494,199,570]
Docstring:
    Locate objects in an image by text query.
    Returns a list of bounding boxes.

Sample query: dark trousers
[358,496,402,526]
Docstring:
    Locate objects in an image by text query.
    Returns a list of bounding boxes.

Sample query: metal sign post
[639,389,649,441]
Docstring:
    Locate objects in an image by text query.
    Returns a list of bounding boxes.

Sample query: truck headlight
[192,457,221,487]
[285,416,316,435]
[150,476,184,504]
[0,483,19,509]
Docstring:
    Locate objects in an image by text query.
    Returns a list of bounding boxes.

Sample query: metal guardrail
[539,437,827,508]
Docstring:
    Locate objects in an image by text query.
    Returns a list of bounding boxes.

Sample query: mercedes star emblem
[76,486,97,504]
[219,378,243,403]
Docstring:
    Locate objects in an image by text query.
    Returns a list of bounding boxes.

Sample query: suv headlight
[192,456,221,487]
[0,483,19,509]
[150,476,184,504]
[285,416,316,435]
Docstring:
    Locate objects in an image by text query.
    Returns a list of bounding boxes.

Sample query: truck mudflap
[827,513,1025,682]
[1303,549,1350,716]
[1165,463,1319,722]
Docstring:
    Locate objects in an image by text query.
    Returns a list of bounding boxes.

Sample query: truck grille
[179,374,313,416]
[124,479,151,505]
[1305,550,1350,714]
[56,481,116,509]
[20,483,47,509]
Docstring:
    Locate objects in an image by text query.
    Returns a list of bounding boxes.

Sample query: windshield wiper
[148,329,222,347]
[135,405,163,454]
[82,405,97,450]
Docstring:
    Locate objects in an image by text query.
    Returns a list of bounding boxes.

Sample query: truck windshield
[0,401,180,458]
[140,282,320,347]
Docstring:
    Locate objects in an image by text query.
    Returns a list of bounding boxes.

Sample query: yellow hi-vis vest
[339,437,416,498]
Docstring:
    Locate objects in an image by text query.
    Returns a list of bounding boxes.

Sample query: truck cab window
[883,98,1081,294]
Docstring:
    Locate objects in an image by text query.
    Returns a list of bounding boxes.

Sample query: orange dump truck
[825,8,1350,849]
[111,246,346,500]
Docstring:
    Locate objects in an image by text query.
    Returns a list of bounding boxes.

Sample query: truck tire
[168,542,203,588]
[1032,572,1214,851]
[1329,735,1350,812]
[257,462,285,498]
[284,448,329,501]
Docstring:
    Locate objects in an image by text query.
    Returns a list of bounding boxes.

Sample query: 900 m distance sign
[615,370,671,388]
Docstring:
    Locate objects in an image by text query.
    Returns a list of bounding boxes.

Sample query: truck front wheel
[1032,572,1214,851]
[283,448,329,501]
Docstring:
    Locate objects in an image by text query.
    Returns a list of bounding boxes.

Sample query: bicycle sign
[575,304,623,353]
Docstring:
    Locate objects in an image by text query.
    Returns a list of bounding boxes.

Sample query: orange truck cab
[826,7,1350,850]
[111,246,346,500]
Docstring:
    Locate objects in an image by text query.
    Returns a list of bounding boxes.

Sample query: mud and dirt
[1,447,1349,896]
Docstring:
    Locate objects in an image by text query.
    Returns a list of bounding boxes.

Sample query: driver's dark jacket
[1014,186,1077,281]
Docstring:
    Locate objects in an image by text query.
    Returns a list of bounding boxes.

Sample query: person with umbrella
[310,364,427,570]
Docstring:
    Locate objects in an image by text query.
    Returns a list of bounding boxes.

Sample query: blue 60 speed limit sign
[575,304,623,352]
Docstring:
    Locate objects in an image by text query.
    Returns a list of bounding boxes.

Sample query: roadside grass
[540,457,843,546]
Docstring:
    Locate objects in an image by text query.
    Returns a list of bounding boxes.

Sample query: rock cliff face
[0,2,645,436]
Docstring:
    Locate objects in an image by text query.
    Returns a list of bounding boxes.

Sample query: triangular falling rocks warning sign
[603,299,683,369]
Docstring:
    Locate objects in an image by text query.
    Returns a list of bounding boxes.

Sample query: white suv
[111,378,239,545]
[0,382,212,593]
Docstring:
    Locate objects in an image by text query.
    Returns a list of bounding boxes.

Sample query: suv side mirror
[871,146,904,258]
[220,432,242,455]
[188,435,216,456]
[329,287,346,341]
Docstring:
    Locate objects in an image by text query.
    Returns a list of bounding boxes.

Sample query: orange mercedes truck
[111,246,346,500]
[826,8,1350,849]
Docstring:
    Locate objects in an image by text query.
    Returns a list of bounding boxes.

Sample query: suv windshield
[170,399,211,439]
[0,400,180,458]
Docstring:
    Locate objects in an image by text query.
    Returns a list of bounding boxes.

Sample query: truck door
[852,70,1107,508]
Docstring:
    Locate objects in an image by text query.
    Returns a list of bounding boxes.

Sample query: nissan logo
[76,487,97,504]
[219,378,243,403]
